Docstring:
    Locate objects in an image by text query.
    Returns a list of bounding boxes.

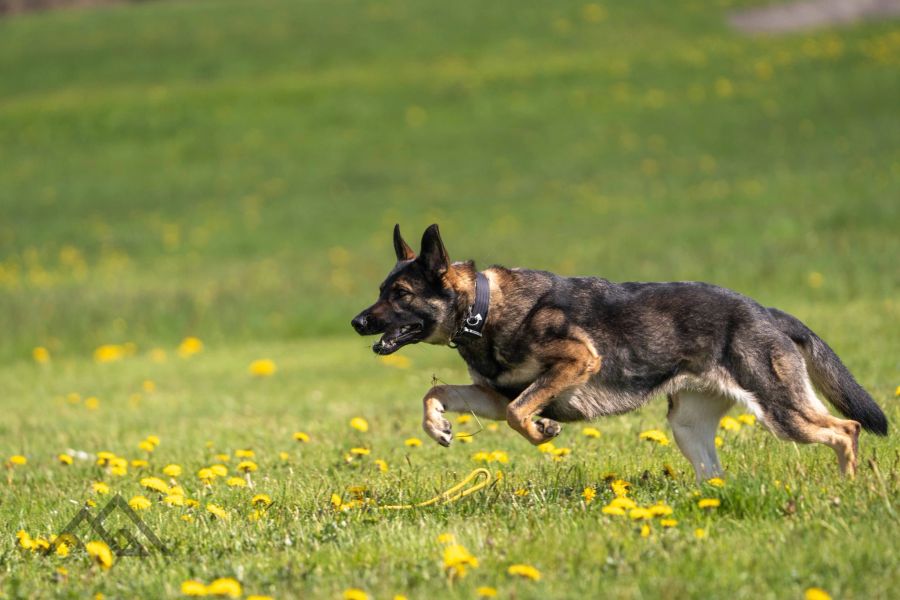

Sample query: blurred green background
[1,0,898,363]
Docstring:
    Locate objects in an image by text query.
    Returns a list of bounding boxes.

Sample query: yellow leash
[379,468,492,510]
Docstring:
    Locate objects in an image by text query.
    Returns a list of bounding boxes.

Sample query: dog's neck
[445,261,496,344]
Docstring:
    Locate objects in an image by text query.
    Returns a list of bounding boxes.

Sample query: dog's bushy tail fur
[769,307,888,435]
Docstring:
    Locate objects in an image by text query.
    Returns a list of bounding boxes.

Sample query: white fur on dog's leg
[668,391,733,483]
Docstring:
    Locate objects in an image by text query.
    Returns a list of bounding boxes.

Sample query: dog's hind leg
[422,384,509,447]
[738,343,861,477]
[667,391,734,482]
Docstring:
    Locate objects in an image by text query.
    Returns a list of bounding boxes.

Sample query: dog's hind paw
[535,418,562,440]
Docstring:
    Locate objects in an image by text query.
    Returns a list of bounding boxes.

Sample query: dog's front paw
[534,418,562,441]
[423,400,452,447]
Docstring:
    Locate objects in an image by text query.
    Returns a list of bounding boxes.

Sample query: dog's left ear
[393,224,416,261]
[419,223,449,277]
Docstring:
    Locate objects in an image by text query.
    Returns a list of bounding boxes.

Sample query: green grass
[1,0,898,598]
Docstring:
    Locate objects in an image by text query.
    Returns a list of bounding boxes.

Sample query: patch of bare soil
[0,0,130,17]
[730,0,900,33]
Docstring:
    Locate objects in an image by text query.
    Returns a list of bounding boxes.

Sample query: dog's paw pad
[535,418,562,439]
[424,415,453,447]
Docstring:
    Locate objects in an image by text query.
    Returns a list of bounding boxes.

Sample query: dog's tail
[768,307,887,435]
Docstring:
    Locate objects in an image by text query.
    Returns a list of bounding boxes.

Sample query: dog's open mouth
[373,323,424,355]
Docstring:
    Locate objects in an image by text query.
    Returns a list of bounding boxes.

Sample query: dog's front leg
[506,339,602,445]
[422,384,509,447]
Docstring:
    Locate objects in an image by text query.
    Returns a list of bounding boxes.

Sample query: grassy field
[1,0,899,598]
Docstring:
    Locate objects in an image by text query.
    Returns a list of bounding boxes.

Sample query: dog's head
[351,224,460,355]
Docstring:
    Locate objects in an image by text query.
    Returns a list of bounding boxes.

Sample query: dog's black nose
[351,314,368,334]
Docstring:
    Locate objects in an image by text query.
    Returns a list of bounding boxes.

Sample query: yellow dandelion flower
[640,524,651,538]
[248,510,263,522]
[140,477,169,494]
[350,417,369,432]
[374,459,388,472]
[163,464,182,478]
[85,541,113,569]
[108,457,128,476]
[236,460,258,473]
[698,498,721,509]
[92,482,110,495]
[581,426,601,438]
[737,414,756,426]
[181,514,193,522]
[248,359,277,377]
[457,414,472,424]
[93,344,125,363]
[33,346,50,363]
[487,423,499,432]
[608,496,637,510]
[508,563,541,581]
[343,590,369,600]
[660,518,678,528]
[293,432,310,443]
[707,477,725,488]
[379,354,411,369]
[804,588,832,600]
[56,541,69,557]
[198,468,216,483]
[514,488,529,497]
[145,435,160,446]
[895,385,900,397]
[404,437,422,447]
[9,455,27,466]
[138,440,155,453]
[207,577,242,598]
[180,580,208,596]
[694,528,707,539]
[226,477,247,487]
[582,487,596,503]
[350,448,370,456]
[330,494,343,510]
[17,530,34,550]
[489,450,509,463]
[629,507,654,520]
[536,441,556,453]
[130,459,149,469]
[163,494,185,507]
[392,596,407,600]
[247,596,274,600]
[719,416,741,431]
[458,435,473,444]
[715,436,724,448]
[177,336,204,358]
[279,451,289,461]
[128,495,151,511]
[443,544,479,579]
[649,503,673,517]
[639,429,669,445]
[206,503,229,520]
[477,587,498,598]
[214,453,231,462]
[251,494,272,507]
[210,464,229,477]
[611,479,631,497]
[437,533,456,544]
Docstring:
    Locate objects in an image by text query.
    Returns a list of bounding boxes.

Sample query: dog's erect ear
[393,224,416,262]
[419,223,449,277]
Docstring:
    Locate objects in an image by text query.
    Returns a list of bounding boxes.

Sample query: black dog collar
[456,272,490,340]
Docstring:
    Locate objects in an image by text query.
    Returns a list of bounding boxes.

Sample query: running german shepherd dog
[351,224,887,481]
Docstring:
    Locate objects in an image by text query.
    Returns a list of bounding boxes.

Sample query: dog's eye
[394,288,412,299]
